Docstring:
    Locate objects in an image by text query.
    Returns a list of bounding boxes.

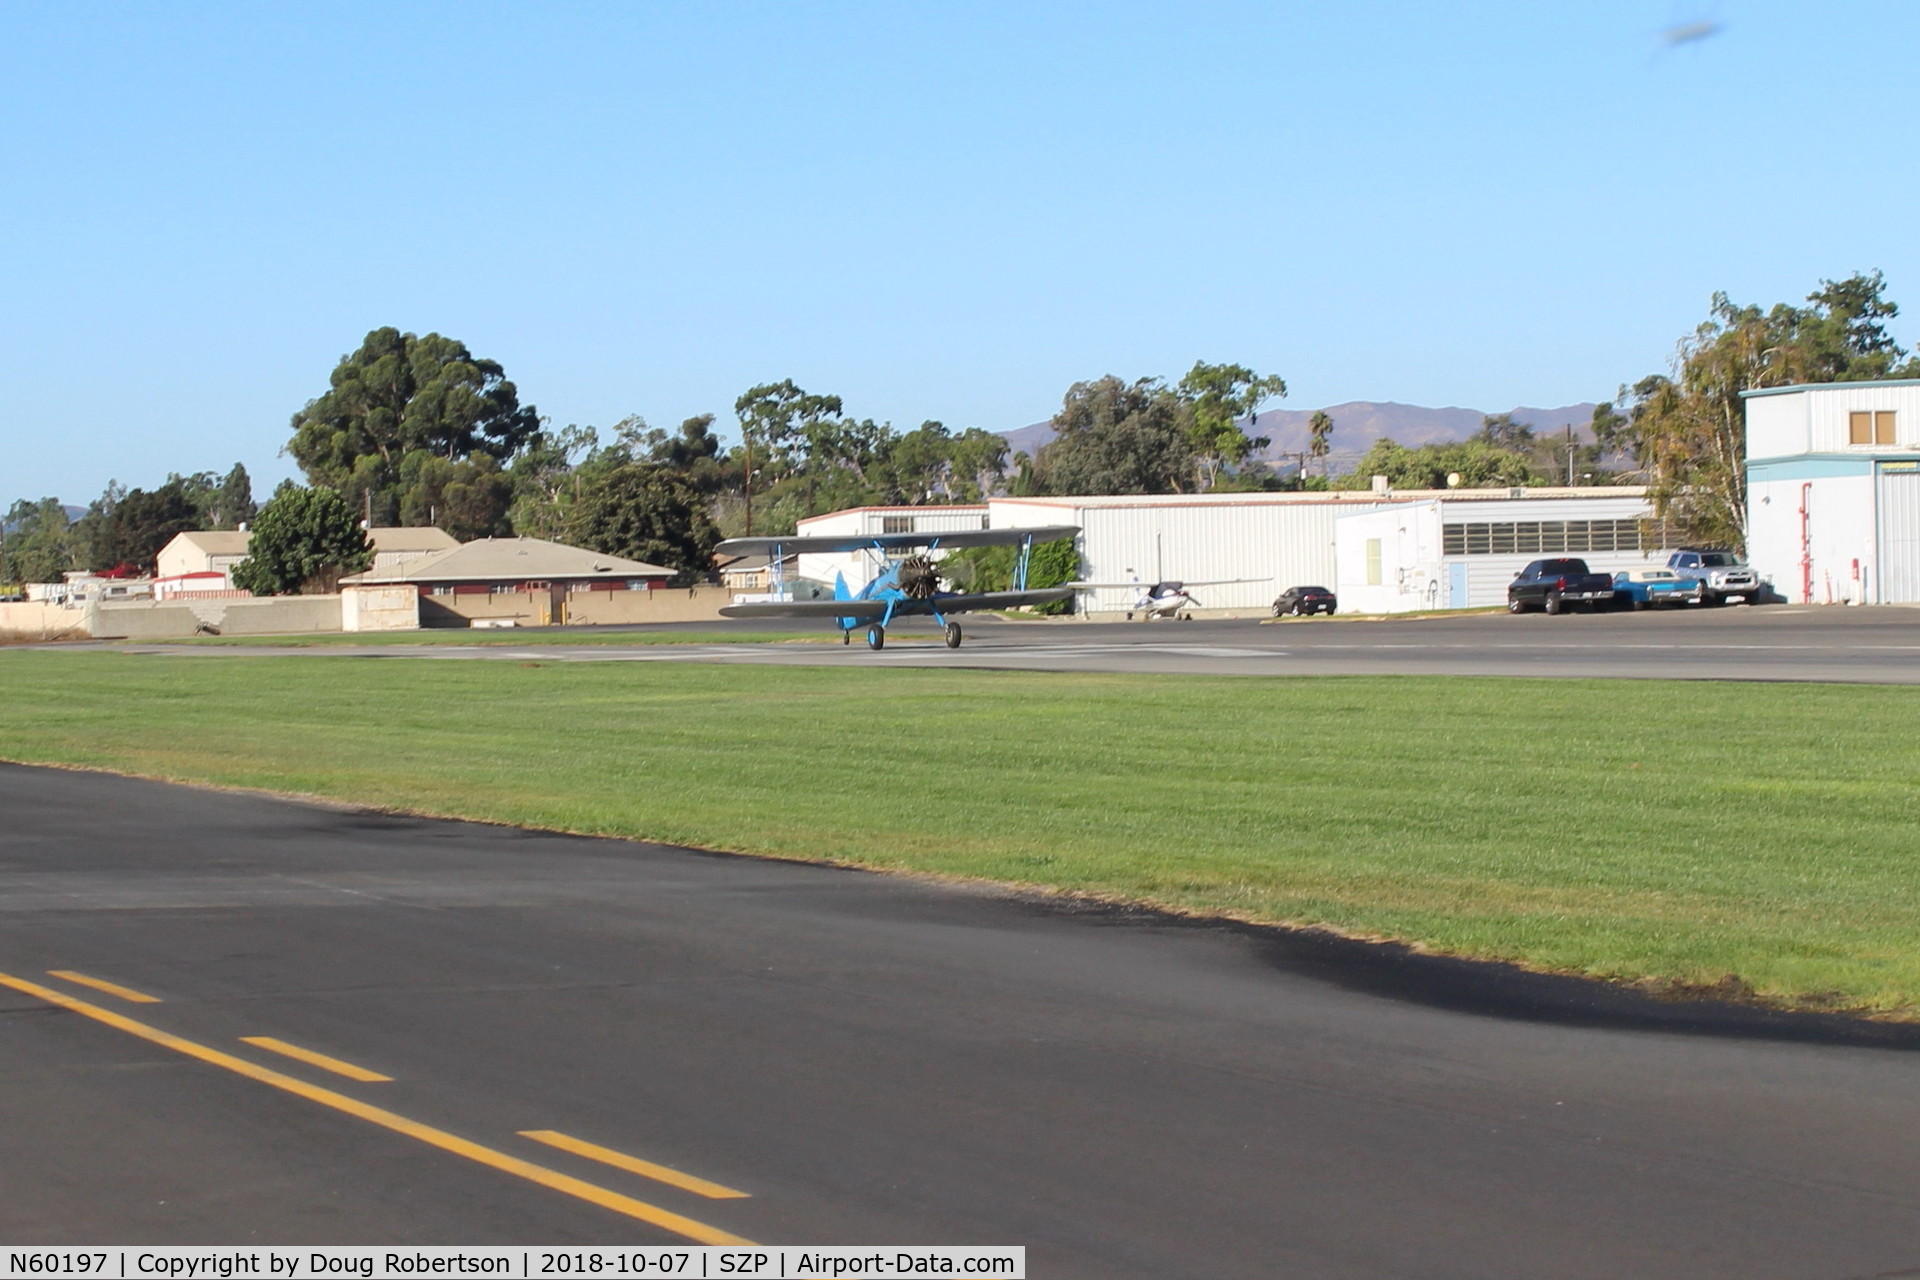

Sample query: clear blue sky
[4,0,1915,505]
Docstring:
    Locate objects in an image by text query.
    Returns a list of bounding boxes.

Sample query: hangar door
[1877,465,1920,603]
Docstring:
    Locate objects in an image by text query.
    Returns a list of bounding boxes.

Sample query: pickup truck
[1507,558,1616,615]
[1666,549,1760,605]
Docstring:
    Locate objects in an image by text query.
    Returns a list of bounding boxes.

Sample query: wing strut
[1014,532,1036,591]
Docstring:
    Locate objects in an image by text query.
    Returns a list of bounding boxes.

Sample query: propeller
[896,553,941,600]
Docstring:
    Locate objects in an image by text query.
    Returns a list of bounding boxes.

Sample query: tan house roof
[168,531,253,557]
[368,527,459,555]
[163,526,458,558]
[342,537,675,585]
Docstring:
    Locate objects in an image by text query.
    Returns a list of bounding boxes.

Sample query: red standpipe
[1799,482,1813,604]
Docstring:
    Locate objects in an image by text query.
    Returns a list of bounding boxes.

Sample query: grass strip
[2,651,1917,1015]
[151,628,829,647]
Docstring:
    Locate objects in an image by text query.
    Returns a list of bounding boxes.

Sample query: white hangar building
[1331,489,1666,613]
[785,488,1668,615]
[1745,380,1920,604]
[989,488,1666,615]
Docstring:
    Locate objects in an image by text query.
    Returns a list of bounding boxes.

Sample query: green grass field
[155,628,830,647]
[4,649,1917,1015]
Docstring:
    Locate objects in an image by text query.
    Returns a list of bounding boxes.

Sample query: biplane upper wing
[715,525,1080,557]
[720,587,1073,619]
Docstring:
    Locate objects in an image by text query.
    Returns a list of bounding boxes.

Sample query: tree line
[2,466,255,589]
[3,327,1289,593]
[1332,271,1917,550]
[10,276,1902,591]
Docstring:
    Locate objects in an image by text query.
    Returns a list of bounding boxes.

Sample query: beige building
[342,536,682,627]
[156,531,252,584]
[154,526,462,597]
[365,526,460,574]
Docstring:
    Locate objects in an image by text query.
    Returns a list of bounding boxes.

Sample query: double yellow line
[1,969,753,1245]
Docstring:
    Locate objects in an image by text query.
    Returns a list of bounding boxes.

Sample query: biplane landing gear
[866,625,886,650]
[944,622,963,648]
[842,629,851,645]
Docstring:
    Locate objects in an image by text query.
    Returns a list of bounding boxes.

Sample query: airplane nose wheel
[944,622,963,648]
[866,625,886,650]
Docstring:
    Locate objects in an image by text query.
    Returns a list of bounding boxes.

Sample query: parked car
[1666,549,1760,605]
[1273,585,1337,616]
[1612,567,1704,610]
[1507,558,1615,615]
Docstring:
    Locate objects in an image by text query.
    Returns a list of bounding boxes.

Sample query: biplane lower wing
[720,599,890,620]
[720,587,1073,620]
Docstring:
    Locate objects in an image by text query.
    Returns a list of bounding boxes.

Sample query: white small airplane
[1068,575,1268,620]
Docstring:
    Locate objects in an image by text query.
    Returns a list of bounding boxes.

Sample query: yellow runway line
[0,970,753,1245]
[47,969,161,1003]
[241,1036,393,1082]
[519,1129,750,1199]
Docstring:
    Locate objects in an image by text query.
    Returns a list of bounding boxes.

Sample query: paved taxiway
[6,765,1920,1276]
[107,605,1920,682]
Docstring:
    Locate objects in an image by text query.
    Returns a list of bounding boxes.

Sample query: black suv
[1273,585,1337,616]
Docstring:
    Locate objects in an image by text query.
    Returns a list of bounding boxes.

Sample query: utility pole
[1565,424,1576,486]
[743,431,754,537]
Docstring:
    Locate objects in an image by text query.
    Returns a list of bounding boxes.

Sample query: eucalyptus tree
[288,327,540,528]
[732,380,844,534]
[1176,361,1285,490]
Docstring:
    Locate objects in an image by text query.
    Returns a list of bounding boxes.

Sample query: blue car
[1612,568,1704,610]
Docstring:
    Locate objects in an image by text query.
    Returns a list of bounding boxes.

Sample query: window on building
[1365,538,1382,585]
[1441,517,1665,557]
[881,515,915,534]
[1851,410,1897,445]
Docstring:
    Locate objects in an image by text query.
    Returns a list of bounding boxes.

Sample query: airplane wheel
[842,630,851,644]
[866,625,885,651]
[944,622,962,649]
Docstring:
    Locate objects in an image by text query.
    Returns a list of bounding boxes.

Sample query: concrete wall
[0,602,90,641]
[87,595,344,639]
[419,585,729,627]
[342,584,421,632]
[563,585,728,624]
[420,591,555,628]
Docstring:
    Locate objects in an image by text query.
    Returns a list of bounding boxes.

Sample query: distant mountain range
[1000,401,1598,474]
[1,503,87,533]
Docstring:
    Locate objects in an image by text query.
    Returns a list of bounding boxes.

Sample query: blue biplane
[716,525,1080,650]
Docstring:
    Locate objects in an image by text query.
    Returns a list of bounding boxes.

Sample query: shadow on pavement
[1019,895,1920,1050]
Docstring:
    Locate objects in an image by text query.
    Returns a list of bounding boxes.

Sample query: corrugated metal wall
[1071,503,1390,611]
[1875,466,1920,603]
[1802,384,1920,453]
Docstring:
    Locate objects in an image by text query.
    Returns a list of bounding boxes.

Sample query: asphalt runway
[6,765,1920,1276]
[107,604,1920,682]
